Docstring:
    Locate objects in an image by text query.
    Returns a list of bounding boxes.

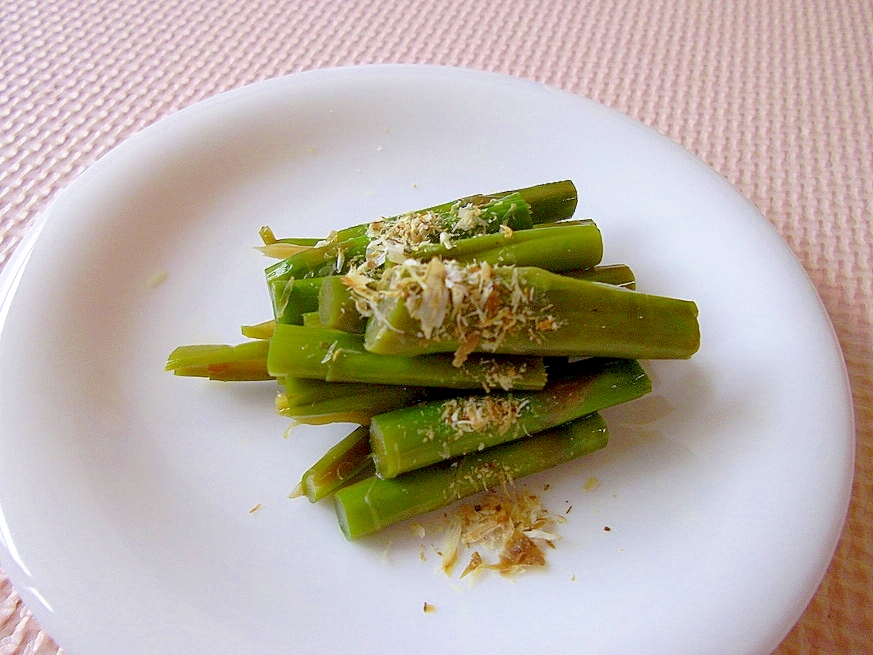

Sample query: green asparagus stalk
[334,412,608,540]
[396,180,577,226]
[264,180,578,284]
[166,340,273,381]
[265,191,533,282]
[318,260,633,335]
[317,275,367,333]
[512,179,578,224]
[278,378,428,425]
[269,180,576,250]
[265,235,370,282]
[568,263,635,289]
[266,324,360,380]
[413,221,602,271]
[283,377,430,410]
[270,277,324,324]
[362,261,699,361]
[291,426,376,502]
[369,357,650,478]
[267,323,548,391]
[301,311,323,327]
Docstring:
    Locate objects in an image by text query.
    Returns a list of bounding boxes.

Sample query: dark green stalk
[301,311,323,327]
[267,324,359,380]
[278,378,428,425]
[334,412,608,540]
[568,264,635,289]
[422,179,576,225]
[514,180,578,224]
[369,358,649,478]
[267,324,548,391]
[291,426,376,502]
[364,265,700,360]
[270,277,324,324]
[317,262,633,337]
[265,235,370,282]
[318,275,366,333]
[269,180,576,245]
[265,181,576,283]
[415,221,602,271]
[265,190,531,284]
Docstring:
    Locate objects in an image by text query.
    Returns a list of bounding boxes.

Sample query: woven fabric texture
[1,1,871,653]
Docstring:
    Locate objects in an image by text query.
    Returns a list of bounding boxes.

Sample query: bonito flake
[365,202,488,267]
[347,257,562,366]
[437,484,564,579]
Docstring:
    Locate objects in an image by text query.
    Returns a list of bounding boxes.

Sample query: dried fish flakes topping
[438,485,563,578]
[347,257,562,365]
[472,357,531,392]
[440,395,530,437]
[365,200,508,267]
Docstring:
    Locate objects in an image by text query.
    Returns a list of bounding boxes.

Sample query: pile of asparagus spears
[166,181,700,540]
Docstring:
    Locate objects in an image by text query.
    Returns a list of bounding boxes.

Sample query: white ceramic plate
[0,65,854,655]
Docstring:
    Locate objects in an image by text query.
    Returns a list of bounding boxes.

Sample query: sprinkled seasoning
[364,199,513,267]
[473,357,530,392]
[436,485,564,578]
[443,460,513,501]
[348,257,562,366]
[440,395,530,437]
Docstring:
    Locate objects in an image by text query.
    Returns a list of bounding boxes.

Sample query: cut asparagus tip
[335,499,354,541]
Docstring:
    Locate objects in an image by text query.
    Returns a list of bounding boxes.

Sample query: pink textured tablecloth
[1,1,870,653]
